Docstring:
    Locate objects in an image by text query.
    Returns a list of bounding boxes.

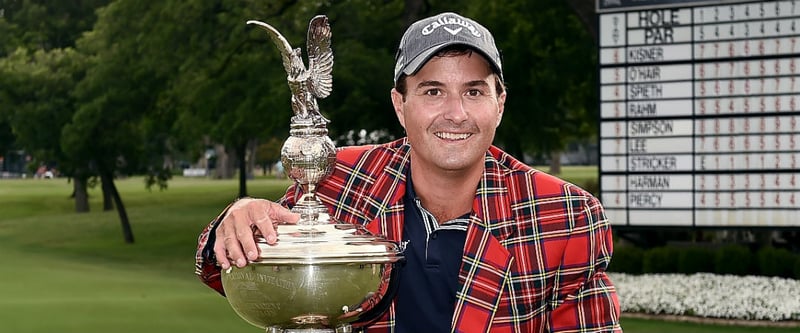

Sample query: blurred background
[0,0,797,332]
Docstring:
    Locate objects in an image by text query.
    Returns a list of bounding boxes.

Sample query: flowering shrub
[609,273,800,321]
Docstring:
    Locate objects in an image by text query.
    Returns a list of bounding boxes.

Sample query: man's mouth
[434,132,472,140]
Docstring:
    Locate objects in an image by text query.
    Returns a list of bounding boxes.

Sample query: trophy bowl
[221,223,404,332]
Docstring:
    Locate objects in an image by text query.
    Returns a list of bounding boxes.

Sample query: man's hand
[213,198,300,270]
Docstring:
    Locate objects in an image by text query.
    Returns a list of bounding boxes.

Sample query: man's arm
[195,193,301,296]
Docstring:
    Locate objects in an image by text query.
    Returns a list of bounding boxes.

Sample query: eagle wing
[246,20,298,76]
[306,15,333,98]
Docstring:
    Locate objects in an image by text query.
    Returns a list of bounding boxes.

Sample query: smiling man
[196,12,622,333]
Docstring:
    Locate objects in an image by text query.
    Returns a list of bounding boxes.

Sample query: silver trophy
[220,16,404,333]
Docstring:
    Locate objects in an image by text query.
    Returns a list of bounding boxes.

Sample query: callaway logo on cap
[394,12,503,84]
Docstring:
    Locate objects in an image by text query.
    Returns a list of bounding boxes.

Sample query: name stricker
[630,155,677,171]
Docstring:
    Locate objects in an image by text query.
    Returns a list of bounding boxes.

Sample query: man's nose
[442,95,468,123]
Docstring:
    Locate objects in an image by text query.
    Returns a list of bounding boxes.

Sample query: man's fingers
[224,235,247,268]
[235,218,259,262]
[213,241,231,270]
[251,202,300,245]
[214,227,246,269]
[215,205,252,268]
[247,201,277,246]
[271,204,301,224]
[224,207,256,267]
[212,199,299,269]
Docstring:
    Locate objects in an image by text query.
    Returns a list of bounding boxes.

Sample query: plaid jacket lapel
[451,152,515,333]
[328,141,410,331]
[452,220,512,332]
[321,140,410,238]
[356,143,410,241]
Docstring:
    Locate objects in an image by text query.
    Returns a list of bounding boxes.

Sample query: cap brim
[400,43,449,78]
[398,41,501,82]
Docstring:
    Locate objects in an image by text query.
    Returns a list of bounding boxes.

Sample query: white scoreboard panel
[597,0,800,227]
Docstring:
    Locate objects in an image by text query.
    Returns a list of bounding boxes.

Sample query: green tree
[0,0,110,211]
[0,47,87,174]
[314,0,600,169]
[255,137,284,176]
[160,0,400,197]
[68,0,184,242]
[462,0,598,170]
[2,0,603,236]
[161,0,298,198]
[0,51,94,209]
[317,1,405,139]
[175,0,600,195]
[0,0,109,54]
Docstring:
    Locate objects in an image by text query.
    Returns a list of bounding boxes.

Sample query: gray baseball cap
[393,12,503,84]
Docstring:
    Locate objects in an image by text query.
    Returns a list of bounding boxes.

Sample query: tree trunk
[214,144,232,179]
[101,175,114,211]
[247,139,257,179]
[237,142,248,198]
[101,170,135,244]
[549,151,562,175]
[73,176,90,213]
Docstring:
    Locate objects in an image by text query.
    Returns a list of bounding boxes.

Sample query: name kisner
[628,47,664,62]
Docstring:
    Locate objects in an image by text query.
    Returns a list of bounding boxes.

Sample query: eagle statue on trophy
[247,16,333,125]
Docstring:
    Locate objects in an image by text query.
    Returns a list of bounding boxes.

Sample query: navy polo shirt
[395,172,469,332]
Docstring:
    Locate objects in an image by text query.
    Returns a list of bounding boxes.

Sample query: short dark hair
[394,45,505,101]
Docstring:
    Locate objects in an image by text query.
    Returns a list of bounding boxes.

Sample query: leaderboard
[598,0,800,227]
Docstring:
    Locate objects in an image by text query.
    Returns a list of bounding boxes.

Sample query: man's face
[391,52,506,174]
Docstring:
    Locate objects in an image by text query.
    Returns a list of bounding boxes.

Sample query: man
[196,12,621,332]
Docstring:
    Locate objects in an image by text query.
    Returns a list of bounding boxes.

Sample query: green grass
[620,317,798,332]
[0,175,794,332]
[533,164,598,185]
[0,177,290,333]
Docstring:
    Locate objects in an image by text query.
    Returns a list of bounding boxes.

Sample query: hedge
[609,244,800,279]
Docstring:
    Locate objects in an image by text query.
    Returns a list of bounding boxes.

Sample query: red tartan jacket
[196,138,622,333]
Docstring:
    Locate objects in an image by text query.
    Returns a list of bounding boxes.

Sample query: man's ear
[390,88,406,129]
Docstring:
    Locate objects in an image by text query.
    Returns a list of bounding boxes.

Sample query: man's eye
[466,89,483,97]
[424,89,442,96]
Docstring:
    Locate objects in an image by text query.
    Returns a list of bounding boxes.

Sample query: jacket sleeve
[194,200,238,296]
[547,193,622,332]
